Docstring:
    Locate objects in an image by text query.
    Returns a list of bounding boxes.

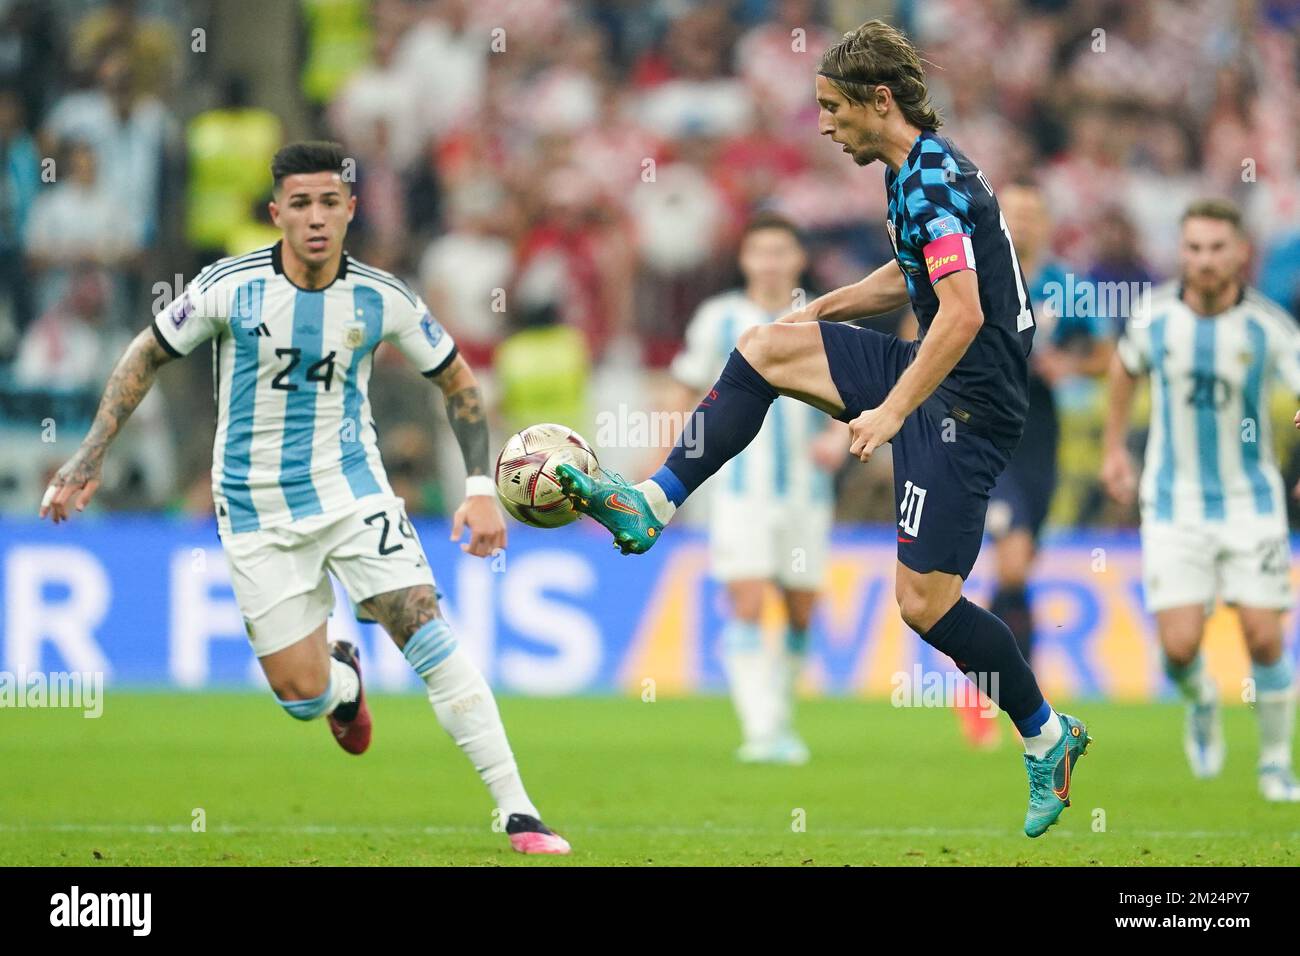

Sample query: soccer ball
[494,424,600,528]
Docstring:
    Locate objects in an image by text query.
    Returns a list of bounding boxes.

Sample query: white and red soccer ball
[494,424,599,528]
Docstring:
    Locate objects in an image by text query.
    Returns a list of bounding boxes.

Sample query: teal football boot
[555,463,664,555]
[1023,713,1092,838]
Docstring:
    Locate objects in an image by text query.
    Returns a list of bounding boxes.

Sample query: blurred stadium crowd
[2,0,1299,527]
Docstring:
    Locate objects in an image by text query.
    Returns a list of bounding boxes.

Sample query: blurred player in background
[38,142,571,852]
[1102,198,1300,802]
[561,20,1093,837]
[670,213,847,764]
[956,183,1113,748]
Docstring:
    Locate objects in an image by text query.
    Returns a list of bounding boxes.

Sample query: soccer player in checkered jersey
[557,20,1091,837]
[39,142,570,853]
[1102,198,1300,802]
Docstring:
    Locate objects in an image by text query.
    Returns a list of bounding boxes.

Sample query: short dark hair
[271,141,347,190]
[1181,197,1244,234]
[741,211,803,246]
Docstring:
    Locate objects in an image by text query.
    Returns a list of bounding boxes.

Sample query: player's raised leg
[557,320,843,554]
[1238,606,1300,801]
[1156,604,1223,779]
[361,584,571,853]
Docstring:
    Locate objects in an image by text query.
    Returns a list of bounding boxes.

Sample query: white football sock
[325,657,359,715]
[404,619,540,820]
[1253,650,1294,770]
[771,627,809,737]
[636,479,677,526]
[1256,689,1294,769]
[1252,658,1294,769]
[721,621,777,746]
[1021,705,1062,759]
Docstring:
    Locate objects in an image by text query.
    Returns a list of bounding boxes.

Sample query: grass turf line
[2,693,1296,866]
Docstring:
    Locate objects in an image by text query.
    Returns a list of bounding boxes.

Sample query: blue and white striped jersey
[153,242,457,534]
[1117,282,1300,524]
[671,290,833,508]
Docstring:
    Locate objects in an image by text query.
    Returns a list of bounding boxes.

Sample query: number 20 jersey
[153,242,458,535]
[1116,281,1300,526]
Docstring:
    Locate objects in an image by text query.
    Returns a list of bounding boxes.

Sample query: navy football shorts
[819,321,1011,578]
[987,454,1056,542]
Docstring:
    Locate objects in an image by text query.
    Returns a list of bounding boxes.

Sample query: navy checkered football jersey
[884,130,1035,448]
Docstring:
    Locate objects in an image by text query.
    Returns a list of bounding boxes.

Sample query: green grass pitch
[3,693,1297,865]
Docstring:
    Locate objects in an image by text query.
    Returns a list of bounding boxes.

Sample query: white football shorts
[220,494,437,656]
[708,495,833,590]
[1139,516,1293,613]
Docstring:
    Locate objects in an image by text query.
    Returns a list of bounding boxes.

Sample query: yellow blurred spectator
[300,0,374,106]
[494,302,591,438]
[185,78,282,256]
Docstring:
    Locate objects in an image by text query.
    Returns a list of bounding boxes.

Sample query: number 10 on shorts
[898,481,927,537]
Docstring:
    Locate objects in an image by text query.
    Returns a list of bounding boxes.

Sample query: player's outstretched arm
[39,327,176,523]
[1100,351,1139,506]
[778,261,910,323]
[429,353,507,558]
[848,269,982,461]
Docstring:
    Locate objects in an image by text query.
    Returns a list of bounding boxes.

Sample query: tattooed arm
[430,353,490,477]
[39,328,176,523]
[428,353,506,557]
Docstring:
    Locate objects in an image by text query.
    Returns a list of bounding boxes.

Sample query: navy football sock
[650,348,779,506]
[918,596,1046,726]
[990,584,1034,664]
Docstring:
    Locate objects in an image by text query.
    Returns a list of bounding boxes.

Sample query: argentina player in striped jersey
[38,142,570,853]
[669,214,848,765]
[1102,199,1300,802]
[556,20,1091,837]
